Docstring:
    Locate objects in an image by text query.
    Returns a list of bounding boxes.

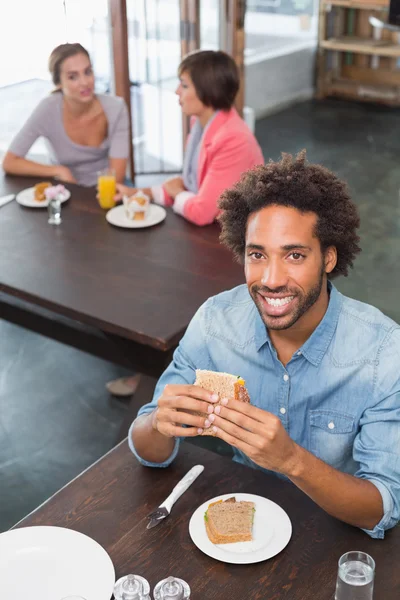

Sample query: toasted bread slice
[193,370,250,437]
[204,497,255,544]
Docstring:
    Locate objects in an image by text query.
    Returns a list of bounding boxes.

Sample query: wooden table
[15,440,400,600]
[0,175,243,437]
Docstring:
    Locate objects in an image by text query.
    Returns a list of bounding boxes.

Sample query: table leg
[115,374,158,444]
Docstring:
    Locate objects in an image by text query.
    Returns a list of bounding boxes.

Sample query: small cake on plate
[34,182,52,202]
[123,190,150,221]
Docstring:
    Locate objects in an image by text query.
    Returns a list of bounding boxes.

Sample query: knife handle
[163,464,204,512]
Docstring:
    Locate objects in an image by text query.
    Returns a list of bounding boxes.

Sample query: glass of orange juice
[97,168,116,209]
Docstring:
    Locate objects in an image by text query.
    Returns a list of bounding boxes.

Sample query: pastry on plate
[123,190,150,221]
[34,182,52,202]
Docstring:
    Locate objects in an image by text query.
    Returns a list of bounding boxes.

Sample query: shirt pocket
[310,410,356,469]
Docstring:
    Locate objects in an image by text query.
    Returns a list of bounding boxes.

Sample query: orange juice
[97,172,116,209]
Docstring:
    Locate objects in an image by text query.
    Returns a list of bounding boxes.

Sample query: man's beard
[250,265,325,331]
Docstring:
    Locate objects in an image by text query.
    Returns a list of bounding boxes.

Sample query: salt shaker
[153,576,190,600]
[113,574,151,600]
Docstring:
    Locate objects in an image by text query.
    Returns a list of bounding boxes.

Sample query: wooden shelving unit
[317,0,400,105]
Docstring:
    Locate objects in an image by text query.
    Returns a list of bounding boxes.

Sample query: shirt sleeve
[109,98,130,159]
[8,97,50,157]
[353,327,400,539]
[128,300,212,467]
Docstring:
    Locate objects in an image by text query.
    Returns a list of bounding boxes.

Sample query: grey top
[182,112,218,194]
[8,93,129,187]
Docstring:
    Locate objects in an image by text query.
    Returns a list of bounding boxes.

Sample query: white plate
[16,186,71,208]
[189,493,292,564]
[0,526,115,600]
[106,204,166,228]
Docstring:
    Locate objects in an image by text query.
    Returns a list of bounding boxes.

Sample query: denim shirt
[129,283,400,539]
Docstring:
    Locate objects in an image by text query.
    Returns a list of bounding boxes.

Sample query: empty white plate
[16,187,70,208]
[189,493,292,564]
[0,526,115,600]
[106,204,166,228]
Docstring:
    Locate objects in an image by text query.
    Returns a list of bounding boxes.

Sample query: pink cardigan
[152,109,264,226]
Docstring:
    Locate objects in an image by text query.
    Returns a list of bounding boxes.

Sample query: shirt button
[297,351,302,356]
[328,421,335,430]
[280,407,286,415]
[283,374,289,382]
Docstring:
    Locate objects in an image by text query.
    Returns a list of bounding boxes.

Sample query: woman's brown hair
[178,50,239,111]
[48,43,91,92]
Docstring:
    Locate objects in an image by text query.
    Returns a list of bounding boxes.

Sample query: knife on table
[147,464,204,529]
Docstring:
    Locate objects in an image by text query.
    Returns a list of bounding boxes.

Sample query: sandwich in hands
[204,497,255,544]
[193,369,250,437]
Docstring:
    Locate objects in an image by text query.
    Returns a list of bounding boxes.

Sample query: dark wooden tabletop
[0,175,243,350]
[16,441,400,600]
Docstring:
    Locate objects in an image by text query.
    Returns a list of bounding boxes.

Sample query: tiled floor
[1,98,400,532]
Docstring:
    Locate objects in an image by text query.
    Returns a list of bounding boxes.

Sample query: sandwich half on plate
[204,497,255,544]
[193,369,251,437]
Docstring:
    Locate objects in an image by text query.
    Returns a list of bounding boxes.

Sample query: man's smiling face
[245,205,335,331]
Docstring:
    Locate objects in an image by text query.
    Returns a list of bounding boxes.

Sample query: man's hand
[152,384,219,438]
[53,165,77,183]
[207,397,300,476]
[163,176,185,199]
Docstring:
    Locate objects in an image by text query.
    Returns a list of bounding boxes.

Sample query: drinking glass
[335,551,375,600]
[97,168,116,209]
[48,197,62,225]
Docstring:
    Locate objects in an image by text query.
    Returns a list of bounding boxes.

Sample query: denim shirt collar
[254,282,343,366]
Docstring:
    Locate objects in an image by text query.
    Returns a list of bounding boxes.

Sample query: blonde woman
[3,43,129,186]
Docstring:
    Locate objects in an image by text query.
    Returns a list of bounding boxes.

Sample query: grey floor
[1,98,400,532]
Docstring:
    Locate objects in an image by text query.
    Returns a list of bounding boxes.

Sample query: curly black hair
[218,150,361,279]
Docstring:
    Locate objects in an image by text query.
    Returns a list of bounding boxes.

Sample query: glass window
[245,0,318,62]
[0,0,112,161]
[127,0,183,174]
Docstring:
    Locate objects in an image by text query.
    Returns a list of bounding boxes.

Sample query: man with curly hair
[130,151,400,539]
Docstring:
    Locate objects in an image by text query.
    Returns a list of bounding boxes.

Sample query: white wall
[244,11,317,118]
[245,45,316,119]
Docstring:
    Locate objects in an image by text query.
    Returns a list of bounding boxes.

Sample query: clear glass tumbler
[48,197,62,225]
[335,551,375,600]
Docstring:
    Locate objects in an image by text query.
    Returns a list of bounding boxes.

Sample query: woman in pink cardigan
[115,50,264,227]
